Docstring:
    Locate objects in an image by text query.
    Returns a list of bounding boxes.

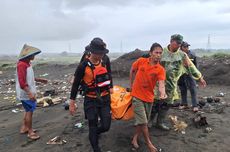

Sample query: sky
[0,0,230,54]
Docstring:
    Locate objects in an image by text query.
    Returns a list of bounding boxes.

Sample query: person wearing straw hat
[16,44,48,140]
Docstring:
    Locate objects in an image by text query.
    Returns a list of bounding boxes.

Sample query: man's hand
[69,100,77,115]
[110,88,114,94]
[199,76,207,88]
[159,93,167,100]
[28,92,36,101]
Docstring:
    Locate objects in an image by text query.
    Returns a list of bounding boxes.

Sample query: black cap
[89,37,109,54]
[181,41,190,47]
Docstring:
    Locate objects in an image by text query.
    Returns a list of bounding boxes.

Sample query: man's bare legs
[20,113,27,133]
[20,112,39,139]
[132,124,157,152]
[132,125,141,148]
[142,124,157,152]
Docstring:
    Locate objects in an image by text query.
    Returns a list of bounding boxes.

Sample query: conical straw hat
[18,44,41,60]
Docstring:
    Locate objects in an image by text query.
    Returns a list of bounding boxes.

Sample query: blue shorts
[21,100,37,112]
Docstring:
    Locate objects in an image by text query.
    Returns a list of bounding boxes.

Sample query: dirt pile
[111,49,147,77]
[111,50,230,85]
[198,56,230,85]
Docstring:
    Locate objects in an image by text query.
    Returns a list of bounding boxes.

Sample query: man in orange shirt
[130,43,167,152]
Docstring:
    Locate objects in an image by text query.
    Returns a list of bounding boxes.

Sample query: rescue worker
[69,38,113,152]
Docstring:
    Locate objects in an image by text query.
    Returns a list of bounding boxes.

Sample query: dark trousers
[151,99,170,123]
[178,74,197,107]
[84,95,111,152]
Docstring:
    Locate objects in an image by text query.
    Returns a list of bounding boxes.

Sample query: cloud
[0,0,229,54]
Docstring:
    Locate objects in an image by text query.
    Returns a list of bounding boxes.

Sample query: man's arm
[17,63,36,100]
[158,80,167,99]
[70,64,85,100]
[183,54,206,87]
[69,63,85,115]
[129,67,137,90]
[105,55,113,89]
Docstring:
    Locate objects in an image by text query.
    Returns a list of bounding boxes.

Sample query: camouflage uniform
[159,46,201,103]
[150,45,202,130]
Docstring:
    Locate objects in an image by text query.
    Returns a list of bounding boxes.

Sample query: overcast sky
[0,0,230,54]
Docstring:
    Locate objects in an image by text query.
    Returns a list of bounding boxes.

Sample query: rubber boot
[148,112,157,128]
[156,109,170,131]
[148,101,159,128]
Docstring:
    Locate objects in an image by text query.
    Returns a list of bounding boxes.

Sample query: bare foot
[27,132,40,140]
[147,143,157,152]
[20,125,29,134]
[131,138,139,149]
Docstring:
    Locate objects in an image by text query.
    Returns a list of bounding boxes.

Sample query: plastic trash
[216,92,225,97]
[74,122,83,128]
[204,127,212,133]
[12,108,23,113]
[46,136,66,145]
[168,115,188,133]
[40,73,49,77]
[193,113,208,128]
[206,97,213,103]
[64,100,69,110]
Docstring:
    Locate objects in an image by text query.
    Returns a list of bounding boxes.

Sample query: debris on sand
[193,113,208,128]
[43,89,57,97]
[169,115,188,134]
[74,122,83,128]
[46,136,67,145]
[37,97,63,107]
[0,71,3,75]
[204,127,213,133]
[1,79,15,86]
[216,92,225,97]
[51,80,60,85]
[202,102,225,114]
[12,108,23,113]
[213,97,221,103]
[206,97,213,103]
[198,100,206,108]
[40,73,49,77]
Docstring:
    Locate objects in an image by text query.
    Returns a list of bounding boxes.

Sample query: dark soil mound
[111,50,230,86]
[111,49,148,77]
[198,56,230,85]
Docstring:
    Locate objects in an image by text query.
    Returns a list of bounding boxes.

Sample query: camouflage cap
[18,44,41,60]
[171,34,183,44]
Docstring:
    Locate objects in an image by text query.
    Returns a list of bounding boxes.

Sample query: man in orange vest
[69,38,113,152]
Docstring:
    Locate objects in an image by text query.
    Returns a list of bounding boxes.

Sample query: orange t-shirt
[83,63,109,98]
[131,57,165,102]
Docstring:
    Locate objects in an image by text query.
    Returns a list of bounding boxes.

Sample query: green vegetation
[211,52,230,59]
[193,49,230,57]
